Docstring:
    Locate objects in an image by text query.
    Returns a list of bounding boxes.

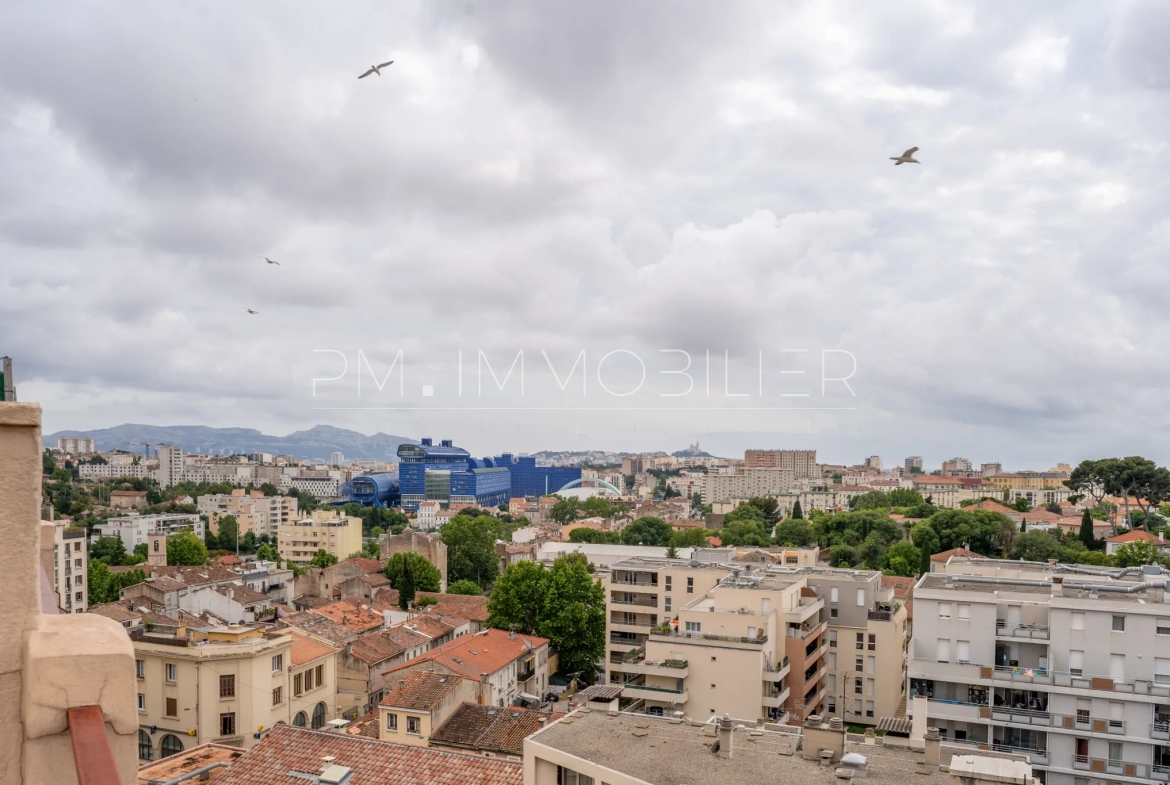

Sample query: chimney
[802,716,845,762]
[398,680,406,690]
[924,727,941,766]
[716,714,733,759]
[834,770,854,784]
[538,717,547,727]
[864,728,876,745]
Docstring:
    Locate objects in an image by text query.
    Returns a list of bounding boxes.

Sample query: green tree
[670,527,713,548]
[720,518,770,546]
[910,522,941,558]
[884,541,922,577]
[791,500,803,519]
[487,561,549,634]
[830,544,858,567]
[42,450,56,474]
[1012,530,1062,562]
[241,530,257,553]
[1046,502,1063,515]
[1078,509,1096,549]
[256,543,280,564]
[132,542,149,562]
[1010,497,1031,512]
[549,497,581,525]
[850,490,890,511]
[215,515,239,551]
[441,514,500,588]
[308,549,338,568]
[887,488,924,507]
[569,528,622,544]
[384,552,441,593]
[90,536,128,567]
[259,482,279,496]
[774,519,812,546]
[166,531,208,565]
[446,579,484,596]
[905,503,937,519]
[746,497,781,526]
[87,560,112,605]
[397,552,416,610]
[621,517,673,546]
[580,496,617,519]
[1113,539,1161,567]
[538,556,606,677]
[370,526,384,539]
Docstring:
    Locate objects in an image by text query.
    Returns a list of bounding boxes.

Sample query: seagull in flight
[891,147,920,165]
[359,61,394,79]
[245,308,259,315]
[261,257,279,265]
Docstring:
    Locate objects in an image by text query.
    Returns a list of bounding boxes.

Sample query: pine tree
[666,544,679,559]
[1020,518,1027,532]
[918,547,931,576]
[398,553,415,610]
[792,500,803,519]
[1078,509,1095,549]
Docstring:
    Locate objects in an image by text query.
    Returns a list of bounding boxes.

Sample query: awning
[877,716,913,735]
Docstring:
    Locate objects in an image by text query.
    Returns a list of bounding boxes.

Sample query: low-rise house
[374,588,491,632]
[109,490,148,509]
[377,671,479,745]
[496,541,536,574]
[339,626,433,718]
[179,582,272,624]
[428,703,566,760]
[287,633,339,730]
[1105,528,1170,556]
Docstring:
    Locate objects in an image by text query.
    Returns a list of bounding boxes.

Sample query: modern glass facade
[397,438,513,509]
[348,471,400,507]
[495,454,583,497]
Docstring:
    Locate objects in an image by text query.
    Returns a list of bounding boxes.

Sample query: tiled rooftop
[384,628,547,680]
[311,600,386,633]
[380,671,464,711]
[276,611,357,644]
[288,632,337,666]
[212,725,522,785]
[430,703,566,756]
[348,626,431,665]
[374,588,490,622]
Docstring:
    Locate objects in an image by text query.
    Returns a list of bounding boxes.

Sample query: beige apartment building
[198,490,299,538]
[985,473,1070,492]
[377,671,479,746]
[51,519,88,613]
[744,448,818,476]
[908,556,1170,785]
[132,622,338,762]
[278,509,363,567]
[701,467,798,504]
[603,558,908,728]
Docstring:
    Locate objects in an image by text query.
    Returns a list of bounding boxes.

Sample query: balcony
[611,595,658,608]
[926,699,985,722]
[1051,713,1125,734]
[991,743,1047,765]
[991,706,1050,727]
[1075,756,1153,779]
[908,657,986,683]
[786,620,826,640]
[610,578,659,590]
[621,684,688,704]
[995,619,1050,640]
[1152,721,1170,740]
[992,665,1051,685]
[763,656,790,681]
[650,629,768,648]
[762,686,790,708]
[619,659,690,678]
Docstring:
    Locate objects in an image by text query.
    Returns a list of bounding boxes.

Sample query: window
[956,640,970,664]
[1159,618,1170,636]
[386,712,398,731]
[831,586,839,604]
[685,621,701,634]
[829,630,837,648]
[866,701,874,718]
[165,698,177,717]
[293,711,307,727]
[867,633,876,651]
[854,679,862,694]
[937,639,950,663]
[827,674,837,691]
[74,558,81,568]
[856,588,865,607]
[855,632,864,650]
[938,603,951,619]
[686,577,694,594]
[272,654,283,672]
[138,729,153,761]
[75,592,82,601]
[830,608,838,618]
[407,716,421,734]
[165,663,177,683]
[867,656,875,674]
[219,674,235,698]
[1112,615,1125,632]
[1071,612,1085,630]
[304,669,314,691]
[827,652,837,670]
[294,673,303,696]
[220,713,236,737]
[160,734,183,758]
[311,702,326,730]
[1155,658,1170,685]
[853,699,862,715]
[1070,650,1084,677]
[558,766,595,785]
[1109,702,1123,730]
[136,660,145,679]
[855,656,863,673]
[1076,699,1090,724]
[866,679,874,696]
[137,693,145,712]
[1110,653,1125,680]
[1108,741,1122,767]
[272,686,283,706]
[957,604,970,620]
[665,576,671,590]
[828,698,836,713]
[665,597,672,612]
[316,664,324,685]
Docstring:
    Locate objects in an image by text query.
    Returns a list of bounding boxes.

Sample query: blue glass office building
[495,454,582,498]
[347,471,400,507]
[397,438,511,510]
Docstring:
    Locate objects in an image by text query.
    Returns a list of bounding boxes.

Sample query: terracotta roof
[385,628,548,680]
[374,589,490,623]
[349,627,431,665]
[213,554,243,565]
[291,594,331,609]
[142,577,187,592]
[880,575,914,621]
[212,725,522,785]
[913,476,964,485]
[963,500,1018,514]
[345,711,381,739]
[1107,530,1166,544]
[930,546,978,562]
[311,601,386,633]
[430,703,566,756]
[214,584,268,606]
[136,742,243,785]
[1021,508,1062,523]
[87,600,144,623]
[358,572,391,587]
[403,613,464,640]
[277,612,356,644]
[289,633,337,666]
[380,671,465,711]
[342,557,385,574]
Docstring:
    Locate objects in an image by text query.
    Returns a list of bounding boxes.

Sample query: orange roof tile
[311,601,385,633]
[213,725,522,785]
[430,703,567,756]
[288,633,337,666]
[930,546,978,562]
[384,628,548,681]
[1106,529,1165,544]
[380,671,465,711]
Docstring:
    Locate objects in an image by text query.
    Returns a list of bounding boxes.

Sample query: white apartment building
[864,456,883,471]
[666,472,706,499]
[287,474,341,500]
[91,513,204,552]
[908,556,1170,785]
[197,490,299,538]
[906,456,924,472]
[55,437,95,454]
[702,467,798,504]
[52,521,88,613]
[79,461,153,481]
[415,500,440,528]
[156,445,185,489]
[330,452,344,466]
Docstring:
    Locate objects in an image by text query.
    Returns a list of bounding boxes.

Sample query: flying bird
[262,257,279,265]
[358,61,394,79]
[891,147,920,165]
[245,308,259,315]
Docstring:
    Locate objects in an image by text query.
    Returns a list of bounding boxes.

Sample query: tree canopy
[620,517,672,546]
[308,549,338,568]
[446,579,484,595]
[884,540,922,577]
[773,518,813,547]
[88,562,147,604]
[1012,530,1062,562]
[441,513,500,588]
[90,536,128,566]
[384,552,442,593]
[569,527,622,544]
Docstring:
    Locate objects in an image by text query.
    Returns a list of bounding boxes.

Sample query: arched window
[311,702,326,729]
[138,730,153,761]
[293,712,307,727]
[160,734,184,758]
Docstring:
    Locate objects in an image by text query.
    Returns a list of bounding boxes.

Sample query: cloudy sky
[3,0,1170,468]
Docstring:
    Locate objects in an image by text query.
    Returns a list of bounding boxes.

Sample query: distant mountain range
[43,424,417,462]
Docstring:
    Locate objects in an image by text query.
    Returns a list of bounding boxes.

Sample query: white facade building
[55,437,95,454]
[52,521,88,613]
[156,445,185,489]
[90,513,203,552]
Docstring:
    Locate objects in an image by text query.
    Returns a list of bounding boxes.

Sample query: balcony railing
[1074,756,1152,779]
[991,743,1047,763]
[1050,713,1125,734]
[1152,720,1170,740]
[611,596,658,607]
[763,656,790,674]
[610,579,658,588]
[995,619,1051,640]
[786,620,826,639]
[650,630,768,645]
